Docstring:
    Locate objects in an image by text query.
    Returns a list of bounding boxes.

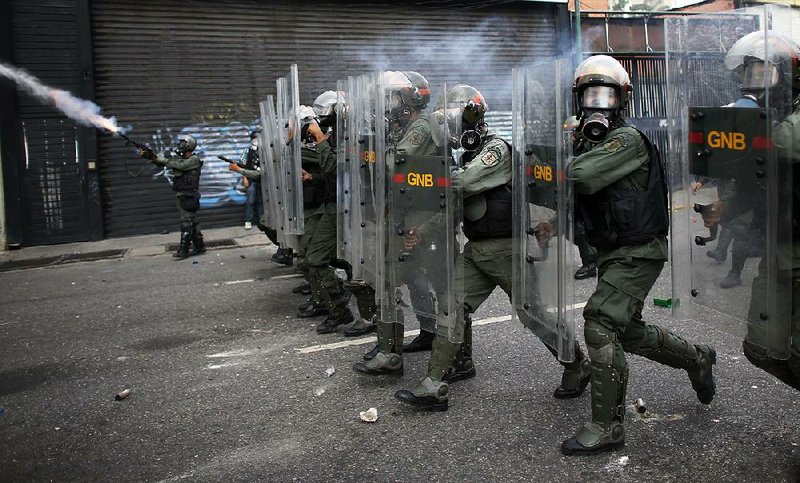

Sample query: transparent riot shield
[337,73,384,289]
[336,79,352,262]
[275,64,304,236]
[510,59,578,362]
[383,78,464,342]
[257,100,276,229]
[667,6,794,359]
[259,96,297,250]
[257,98,282,236]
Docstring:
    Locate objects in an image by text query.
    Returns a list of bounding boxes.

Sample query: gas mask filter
[460,128,482,151]
[581,112,610,143]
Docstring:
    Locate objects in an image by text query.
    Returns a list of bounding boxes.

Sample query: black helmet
[725,30,800,107]
[400,71,432,111]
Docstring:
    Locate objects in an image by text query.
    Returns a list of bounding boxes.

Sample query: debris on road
[634,398,647,414]
[325,367,336,378]
[314,388,325,397]
[359,407,378,423]
[115,389,131,401]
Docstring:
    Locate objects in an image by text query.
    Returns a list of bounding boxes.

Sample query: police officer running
[557,55,716,455]
[394,85,591,411]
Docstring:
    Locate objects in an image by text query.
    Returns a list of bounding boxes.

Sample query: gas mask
[579,85,619,143]
[387,93,412,129]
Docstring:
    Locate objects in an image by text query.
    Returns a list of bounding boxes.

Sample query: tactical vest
[462,135,513,241]
[301,145,325,209]
[172,156,203,193]
[463,184,513,241]
[576,128,669,249]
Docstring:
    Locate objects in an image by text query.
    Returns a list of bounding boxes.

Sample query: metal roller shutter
[90,0,564,237]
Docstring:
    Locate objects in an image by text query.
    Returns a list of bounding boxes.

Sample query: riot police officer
[141,134,205,259]
[559,55,716,455]
[394,85,591,411]
[350,71,439,371]
[702,31,800,390]
[299,105,355,333]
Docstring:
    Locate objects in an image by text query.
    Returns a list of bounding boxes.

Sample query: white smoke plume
[0,61,124,134]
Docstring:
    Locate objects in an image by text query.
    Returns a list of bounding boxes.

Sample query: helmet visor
[742,61,780,89]
[581,86,619,109]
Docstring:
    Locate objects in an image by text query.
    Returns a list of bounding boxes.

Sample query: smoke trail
[0,61,123,134]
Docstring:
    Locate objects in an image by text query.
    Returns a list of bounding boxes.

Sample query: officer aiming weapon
[119,132,156,161]
[115,132,157,176]
[217,155,246,168]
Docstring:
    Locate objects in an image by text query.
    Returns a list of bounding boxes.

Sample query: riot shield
[510,58,578,362]
[376,76,463,342]
[275,64,304,236]
[338,73,384,288]
[336,79,353,262]
[667,6,794,359]
[257,97,283,238]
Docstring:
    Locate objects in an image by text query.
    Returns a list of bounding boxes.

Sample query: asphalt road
[0,245,798,482]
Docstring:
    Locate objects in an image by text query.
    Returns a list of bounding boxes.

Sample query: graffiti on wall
[145,121,258,208]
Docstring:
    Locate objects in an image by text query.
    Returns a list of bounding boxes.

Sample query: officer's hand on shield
[690,181,703,193]
[227,162,242,173]
[701,201,723,227]
[403,227,421,252]
[301,169,313,182]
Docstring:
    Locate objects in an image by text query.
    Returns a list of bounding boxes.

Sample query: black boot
[174,222,192,259]
[574,263,597,280]
[402,330,435,352]
[191,222,206,256]
[297,300,328,318]
[316,307,355,334]
[273,247,294,266]
[552,343,592,399]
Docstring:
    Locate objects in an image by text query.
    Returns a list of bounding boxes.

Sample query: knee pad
[585,320,617,366]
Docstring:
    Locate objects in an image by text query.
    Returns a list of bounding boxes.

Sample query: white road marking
[205,361,240,370]
[270,274,304,280]
[293,302,587,354]
[223,279,256,285]
[207,349,256,359]
[295,331,418,354]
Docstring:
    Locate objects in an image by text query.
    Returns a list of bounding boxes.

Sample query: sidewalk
[0,226,273,271]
